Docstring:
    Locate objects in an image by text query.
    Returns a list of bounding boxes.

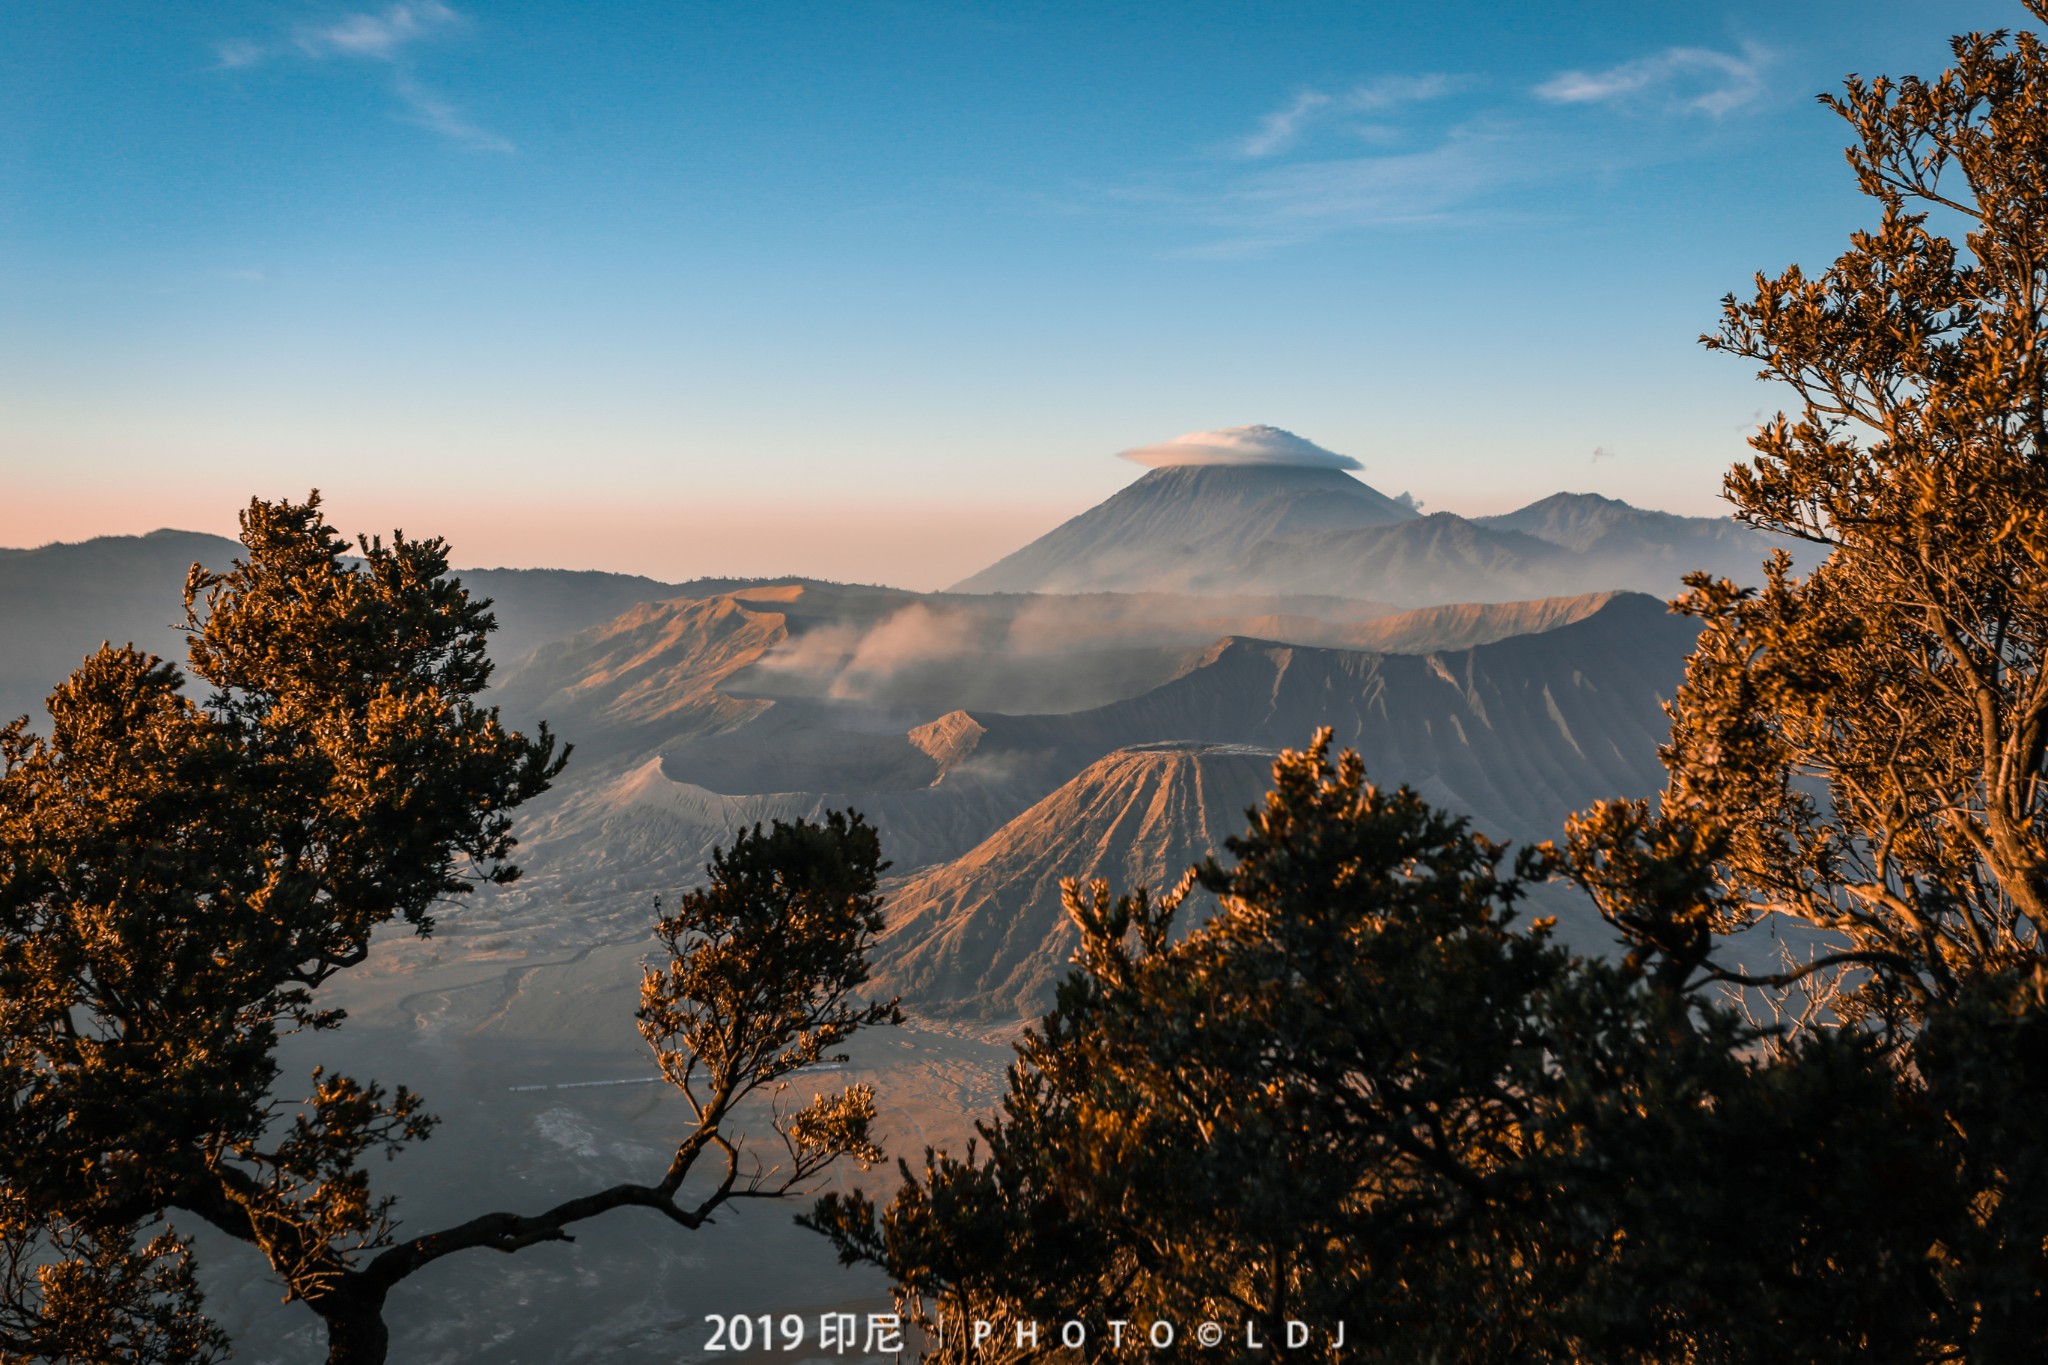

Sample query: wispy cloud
[1348,73,1463,113]
[1238,91,1334,159]
[393,71,514,153]
[295,1,458,60]
[1535,41,1771,117]
[1227,138,1507,231]
[1234,74,1462,158]
[213,39,265,70]
[1086,42,1772,256]
[1121,118,1544,258]
[211,3,510,153]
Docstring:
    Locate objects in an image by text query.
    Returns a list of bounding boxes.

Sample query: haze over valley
[1,427,1810,1360]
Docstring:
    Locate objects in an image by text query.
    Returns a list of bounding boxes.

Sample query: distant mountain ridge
[0,529,722,725]
[0,530,241,727]
[5,525,1715,1003]
[953,468,1802,603]
[956,591,1693,845]
[1475,491,1782,564]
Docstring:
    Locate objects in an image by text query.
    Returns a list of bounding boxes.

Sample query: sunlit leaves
[0,494,564,1356]
[637,812,901,1197]
[0,1193,226,1365]
[1688,4,2048,1020]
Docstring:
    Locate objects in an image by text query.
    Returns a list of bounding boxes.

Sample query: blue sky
[0,1,2028,586]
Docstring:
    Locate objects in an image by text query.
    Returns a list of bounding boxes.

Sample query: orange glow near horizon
[1,485,1081,593]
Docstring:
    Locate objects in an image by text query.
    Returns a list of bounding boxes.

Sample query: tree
[814,736,1970,1364]
[1560,7,2048,1350]
[1609,2,2048,1026]
[0,496,898,1363]
[812,733,1624,1362]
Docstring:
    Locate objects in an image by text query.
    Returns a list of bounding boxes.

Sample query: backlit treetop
[1576,2,2048,1025]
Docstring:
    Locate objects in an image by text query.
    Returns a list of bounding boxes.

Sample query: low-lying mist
[725,588,1622,716]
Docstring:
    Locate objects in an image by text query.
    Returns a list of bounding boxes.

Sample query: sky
[0,0,2031,588]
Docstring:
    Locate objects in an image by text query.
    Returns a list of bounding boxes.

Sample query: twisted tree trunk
[315,1283,391,1365]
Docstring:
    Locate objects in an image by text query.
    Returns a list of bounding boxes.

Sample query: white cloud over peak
[1535,41,1771,117]
[1117,424,1363,470]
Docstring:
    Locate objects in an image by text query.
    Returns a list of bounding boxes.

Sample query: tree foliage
[811,735,1981,1363]
[640,813,900,1191]
[813,733,1583,1360]
[1606,0,2048,1024]
[0,1202,225,1365]
[0,496,898,1363]
[1559,13,2048,1345]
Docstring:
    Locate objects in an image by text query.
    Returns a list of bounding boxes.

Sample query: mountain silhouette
[953,464,1417,593]
[953,465,1797,603]
[0,529,728,724]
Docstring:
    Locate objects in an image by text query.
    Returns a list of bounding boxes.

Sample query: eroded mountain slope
[871,742,1278,1020]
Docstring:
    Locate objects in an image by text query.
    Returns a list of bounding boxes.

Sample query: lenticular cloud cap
[1115,424,1362,470]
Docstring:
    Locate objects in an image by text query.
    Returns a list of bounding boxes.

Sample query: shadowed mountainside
[1328,591,1621,652]
[0,530,241,725]
[447,585,1701,1018]
[953,592,1695,845]
[860,595,1696,1020]
[865,592,1696,1021]
[478,590,1695,1037]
